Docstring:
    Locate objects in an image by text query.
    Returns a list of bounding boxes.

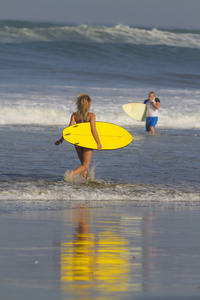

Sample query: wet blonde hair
[76,94,92,122]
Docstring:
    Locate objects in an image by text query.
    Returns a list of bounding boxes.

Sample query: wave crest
[0,21,200,48]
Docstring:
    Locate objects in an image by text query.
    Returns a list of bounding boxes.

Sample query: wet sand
[0,202,200,300]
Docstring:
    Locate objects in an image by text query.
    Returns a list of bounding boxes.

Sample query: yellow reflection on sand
[60,207,142,298]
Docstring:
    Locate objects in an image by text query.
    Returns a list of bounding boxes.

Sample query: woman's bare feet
[69,170,74,178]
[82,170,88,179]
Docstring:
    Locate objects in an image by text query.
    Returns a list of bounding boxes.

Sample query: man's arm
[150,98,160,110]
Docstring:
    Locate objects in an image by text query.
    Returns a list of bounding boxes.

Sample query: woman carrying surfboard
[55,94,102,179]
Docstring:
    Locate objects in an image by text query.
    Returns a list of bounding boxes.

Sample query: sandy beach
[1,202,200,300]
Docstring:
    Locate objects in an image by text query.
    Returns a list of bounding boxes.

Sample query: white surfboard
[123,103,147,122]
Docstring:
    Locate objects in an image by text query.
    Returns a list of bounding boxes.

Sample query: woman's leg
[74,146,87,178]
[75,146,89,178]
[70,148,93,178]
[75,146,83,163]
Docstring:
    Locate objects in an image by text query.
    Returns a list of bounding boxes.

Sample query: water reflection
[60,206,140,298]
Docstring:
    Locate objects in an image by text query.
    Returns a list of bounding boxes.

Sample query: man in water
[144,92,160,134]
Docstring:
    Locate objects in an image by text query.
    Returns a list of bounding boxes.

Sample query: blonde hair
[75,94,92,122]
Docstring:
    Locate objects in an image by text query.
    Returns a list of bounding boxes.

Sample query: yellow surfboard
[63,122,133,150]
[123,103,147,121]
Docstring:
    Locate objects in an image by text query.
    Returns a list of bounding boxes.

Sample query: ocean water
[0,21,200,207]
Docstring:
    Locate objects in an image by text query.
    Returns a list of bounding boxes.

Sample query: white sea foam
[1,23,200,48]
[0,179,199,203]
[1,104,199,129]
[0,106,69,126]
[1,86,200,129]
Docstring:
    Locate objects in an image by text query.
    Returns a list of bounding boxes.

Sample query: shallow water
[1,125,199,204]
[1,206,200,300]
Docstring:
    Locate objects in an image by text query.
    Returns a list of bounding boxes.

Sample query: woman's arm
[69,113,76,126]
[90,113,102,151]
[55,137,64,145]
[55,113,76,146]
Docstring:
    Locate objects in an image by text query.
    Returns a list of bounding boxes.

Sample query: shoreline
[1,198,200,212]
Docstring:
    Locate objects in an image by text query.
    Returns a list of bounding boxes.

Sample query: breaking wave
[0,21,200,48]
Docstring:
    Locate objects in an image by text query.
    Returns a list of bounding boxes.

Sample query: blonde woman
[55,94,102,178]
